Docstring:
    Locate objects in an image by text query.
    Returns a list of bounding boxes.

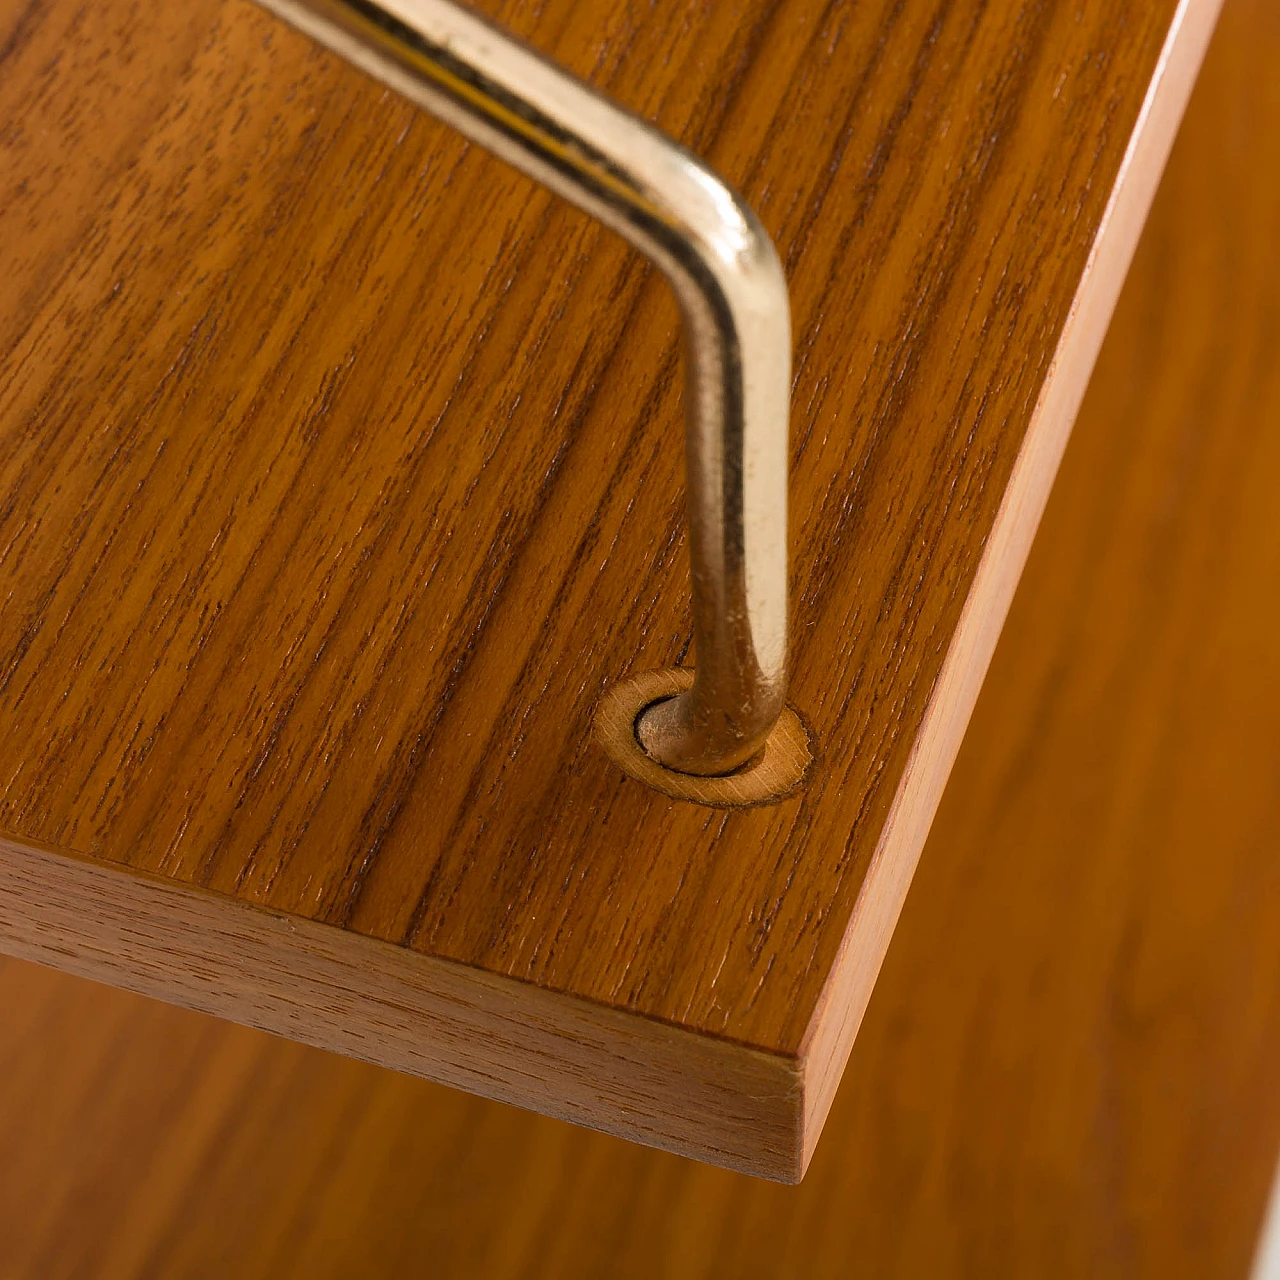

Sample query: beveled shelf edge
[794,0,1224,1179]
[0,834,805,1183]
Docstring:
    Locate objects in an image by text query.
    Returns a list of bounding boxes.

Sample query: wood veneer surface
[0,0,1216,1174]
[2,0,1280,1266]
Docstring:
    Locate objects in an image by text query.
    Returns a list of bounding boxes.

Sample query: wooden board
[3,1,1280,1266]
[0,0,1220,1178]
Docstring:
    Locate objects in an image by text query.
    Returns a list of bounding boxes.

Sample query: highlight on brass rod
[259,0,793,781]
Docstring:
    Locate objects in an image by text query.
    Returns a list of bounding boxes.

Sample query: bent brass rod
[258,0,791,776]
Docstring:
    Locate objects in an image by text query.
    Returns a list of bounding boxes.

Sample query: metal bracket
[259,0,792,778]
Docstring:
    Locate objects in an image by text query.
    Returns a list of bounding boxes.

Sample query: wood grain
[2,0,1280,1265]
[0,0,1219,1177]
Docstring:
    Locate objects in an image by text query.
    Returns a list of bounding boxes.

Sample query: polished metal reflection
[259,0,791,776]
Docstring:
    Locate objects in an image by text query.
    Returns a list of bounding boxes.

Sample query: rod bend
[259,0,792,776]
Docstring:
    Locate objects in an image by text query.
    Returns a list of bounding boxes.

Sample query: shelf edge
[0,835,805,1182]
[796,0,1226,1179]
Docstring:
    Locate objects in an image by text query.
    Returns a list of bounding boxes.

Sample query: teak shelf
[0,0,1221,1180]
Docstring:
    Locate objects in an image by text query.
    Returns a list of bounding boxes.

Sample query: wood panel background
[1,0,1279,1267]
[0,0,1219,1174]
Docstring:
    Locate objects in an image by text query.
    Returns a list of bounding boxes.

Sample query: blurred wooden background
[2,0,1279,1274]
